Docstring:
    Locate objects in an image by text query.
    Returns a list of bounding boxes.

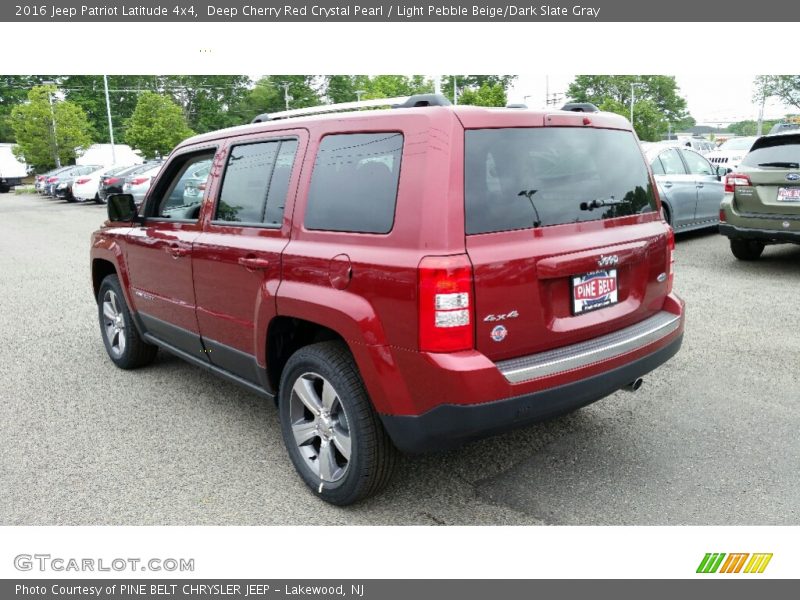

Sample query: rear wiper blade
[758,162,800,168]
[579,196,629,211]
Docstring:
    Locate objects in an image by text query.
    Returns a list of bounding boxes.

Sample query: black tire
[730,238,765,261]
[94,193,102,204]
[661,204,672,227]
[279,341,397,505]
[97,275,158,369]
[0,184,10,194]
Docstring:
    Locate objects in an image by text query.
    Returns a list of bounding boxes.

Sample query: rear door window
[214,139,298,226]
[658,149,687,175]
[465,127,657,234]
[680,150,714,175]
[305,133,403,234]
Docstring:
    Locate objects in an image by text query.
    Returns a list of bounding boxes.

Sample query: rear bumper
[381,331,683,453]
[719,223,800,244]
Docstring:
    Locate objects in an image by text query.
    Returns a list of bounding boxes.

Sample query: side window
[152,153,214,220]
[681,150,714,176]
[658,149,687,175]
[650,157,665,175]
[305,133,403,234]
[214,139,297,226]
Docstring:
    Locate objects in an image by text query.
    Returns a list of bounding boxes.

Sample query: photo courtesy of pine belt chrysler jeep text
[90,94,685,505]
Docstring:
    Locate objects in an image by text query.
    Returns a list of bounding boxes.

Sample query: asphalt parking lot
[1,192,798,525]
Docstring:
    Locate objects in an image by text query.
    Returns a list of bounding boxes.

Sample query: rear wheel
[98,275,158,369]
[279,341,397,505]
[730,238,765,261]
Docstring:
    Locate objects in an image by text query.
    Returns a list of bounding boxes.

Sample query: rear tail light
[666,227,675,294]
[724,173,751,193]
[47,177,58,183]
[105,177,120,185]
[75,178,90,185]
[418,255,474,353]
[719,208,726,223]
[130,177,149,185]
[198,183,207,191]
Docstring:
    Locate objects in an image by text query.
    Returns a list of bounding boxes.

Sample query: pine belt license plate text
[571,269,618,315]
[777,187,800,202]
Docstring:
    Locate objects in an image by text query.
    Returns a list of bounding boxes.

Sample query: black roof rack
[560,102,600,113]
[251,113,270,124]
[505,103,528,109]
[391,94,452,109]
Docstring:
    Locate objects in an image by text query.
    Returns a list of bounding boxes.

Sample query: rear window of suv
[465,127,657,234]
[741,134,800,168]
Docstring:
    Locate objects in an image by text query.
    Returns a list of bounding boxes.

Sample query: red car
[91,95,685,505]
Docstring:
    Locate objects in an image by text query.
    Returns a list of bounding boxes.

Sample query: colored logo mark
[696,553,773,574]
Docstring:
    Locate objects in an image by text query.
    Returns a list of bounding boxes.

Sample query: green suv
[720,133,800,260]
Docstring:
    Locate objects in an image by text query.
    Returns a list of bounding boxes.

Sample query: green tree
[755,75,800,110]
[728,119,780,137]
[231,76,322,122]
[124,92,194,159]
[322,75,432,103]
[158,75,251,133]
[457,82,507,107]
[0,76,53,142]
[10,85,93,170]
[440,75,517,104]
[566,75,694,140]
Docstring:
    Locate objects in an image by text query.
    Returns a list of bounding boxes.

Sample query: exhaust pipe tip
[623,378,644,392]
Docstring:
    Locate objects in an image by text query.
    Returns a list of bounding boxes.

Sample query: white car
[73,164,134,203]
[706,136,757,173]
[123,164,162,207]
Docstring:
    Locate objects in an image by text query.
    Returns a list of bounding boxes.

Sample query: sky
[507,74,796,126]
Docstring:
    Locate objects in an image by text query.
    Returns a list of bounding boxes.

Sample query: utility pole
[453,76,458,106]
[630,81,644,126]
[103,75,116,165]
[281,83,291,110]
[756,93,766,136]
[42,81,60,168]
[434,76,441,96]
[355,90,365,102]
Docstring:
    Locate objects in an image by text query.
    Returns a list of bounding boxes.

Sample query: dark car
[97,162,157,202]
[91,94,685,505]
[36,166,73,194]
[54,165,102,201]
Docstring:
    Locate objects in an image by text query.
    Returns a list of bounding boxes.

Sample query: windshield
[720,138,755,152]
[465,127,657,234]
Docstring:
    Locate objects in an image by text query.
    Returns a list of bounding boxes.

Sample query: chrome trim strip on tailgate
[497,311,681,384]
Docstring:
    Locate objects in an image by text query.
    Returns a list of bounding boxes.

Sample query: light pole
[281,83,292,110]
[103,75,116,165]
[42,81,60,168]
[355,90,365,102]
[630,82,644,126]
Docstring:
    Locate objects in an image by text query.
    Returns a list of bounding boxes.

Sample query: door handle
[696,183,705,188]
[238,256,271,270]
[663,181,673,188]
[167,244,190,258]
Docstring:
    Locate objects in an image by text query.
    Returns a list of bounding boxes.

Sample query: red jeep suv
[91,95,685,505]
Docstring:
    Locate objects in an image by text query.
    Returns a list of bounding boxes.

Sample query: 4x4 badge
[484,310,519,322]
[598,255,619,268]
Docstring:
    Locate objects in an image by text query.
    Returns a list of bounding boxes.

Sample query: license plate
[571,270,618,315]
[777,187,800,202]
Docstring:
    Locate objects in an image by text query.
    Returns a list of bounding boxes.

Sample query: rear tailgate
[464,122,671,362]
[736,134,800,214]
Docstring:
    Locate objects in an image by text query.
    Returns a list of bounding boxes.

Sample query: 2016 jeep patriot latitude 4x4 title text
[91,94,685,505]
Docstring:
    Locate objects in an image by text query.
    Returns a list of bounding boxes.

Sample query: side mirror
[716,165,729,179]
[107,193,138,222]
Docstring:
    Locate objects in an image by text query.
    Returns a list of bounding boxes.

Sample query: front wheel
[97,275,158,369]
[279,342,397,505]
[730,238,765,261]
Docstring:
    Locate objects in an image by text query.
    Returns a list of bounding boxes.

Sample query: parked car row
[34,161,163,205]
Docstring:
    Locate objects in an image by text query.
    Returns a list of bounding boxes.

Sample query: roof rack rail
[560,102,600,113]
[506,103,528,109]
[391,94,452,108]
[251,94,452,123]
